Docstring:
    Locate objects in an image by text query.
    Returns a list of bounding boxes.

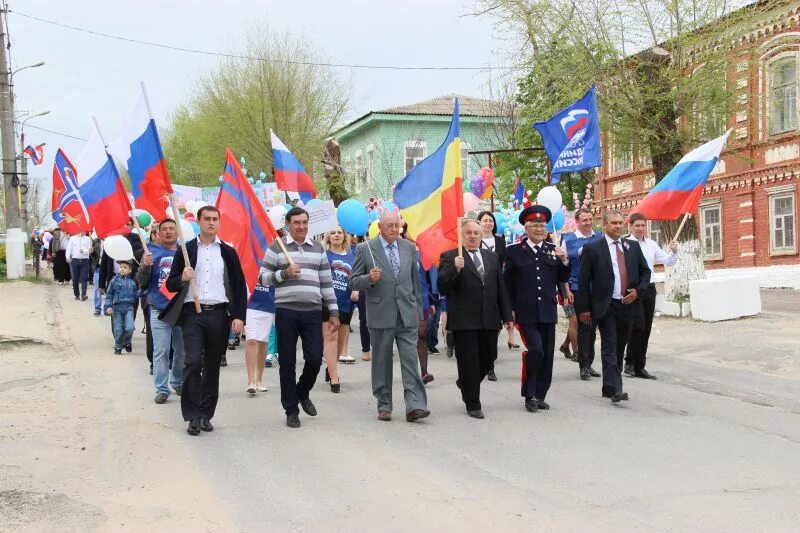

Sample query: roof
[334,94,509,139]
[378,94,509,117]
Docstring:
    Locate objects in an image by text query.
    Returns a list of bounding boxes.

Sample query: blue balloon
[368,209,380,222]
[190,222,200,236]
[493,212,507,235]
[382,200,397,213]
[247,177,254,184]
[283,203,293,211]
[337,199,369,236]
[259,171,267,180]
[306,198,321,207]
[546,209,566,233]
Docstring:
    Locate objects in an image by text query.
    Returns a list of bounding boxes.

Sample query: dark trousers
[276,308,323,415]
[143,301,154,365]
[180,305,230,422]
[453,329,499,411]
[575,291,597,369]
[426,305,442,349]
[625,283,656,372]
[596,300,632,396]
[517,322,556,400]
[357,296,370,353]
[70,258,90,298]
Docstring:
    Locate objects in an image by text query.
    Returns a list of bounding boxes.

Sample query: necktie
[614,241,629,295]
[471,251,484,279]
[387,243,400,278]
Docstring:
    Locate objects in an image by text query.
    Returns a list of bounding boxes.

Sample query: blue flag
[534,85,601,185]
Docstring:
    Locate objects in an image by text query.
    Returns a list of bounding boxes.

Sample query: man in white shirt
[66,232,93,301]
[624,213,678,380]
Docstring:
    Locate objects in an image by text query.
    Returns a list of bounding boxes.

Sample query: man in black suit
[503,206,570,413]
[575,210,651,404]
[161,206,247,435]
[438,219,512,419]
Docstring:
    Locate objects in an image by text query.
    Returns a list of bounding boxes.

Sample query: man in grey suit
[350,212,430,422]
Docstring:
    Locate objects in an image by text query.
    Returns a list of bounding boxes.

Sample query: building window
[648,220,663,245]
[354,152,365,193]
[405,140,427,173]
[365,147,374,187]
[769,57,798,135]
[769,191,796,254]
[460,142,471,178]
[612,144,632,174]
[700,202,722,259]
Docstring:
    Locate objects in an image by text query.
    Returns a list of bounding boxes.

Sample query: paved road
[3,283,800,531]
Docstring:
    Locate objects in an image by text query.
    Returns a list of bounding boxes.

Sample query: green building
[331,95,509,201]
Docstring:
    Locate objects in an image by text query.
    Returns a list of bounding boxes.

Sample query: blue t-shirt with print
[146,244,178,310]
[560,230,604,291]
[248,284,276,313]
[326,249,355,313]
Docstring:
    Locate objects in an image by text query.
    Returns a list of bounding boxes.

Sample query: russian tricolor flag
[513,178,530,208]
[113,84,172,219]
[76,121,132,238]
[270,130,316,203]
[631,130,730,220]
[24,143,45,165]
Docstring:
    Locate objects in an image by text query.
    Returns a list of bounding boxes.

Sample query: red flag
[51,148,92,234]
[216,148,279,294]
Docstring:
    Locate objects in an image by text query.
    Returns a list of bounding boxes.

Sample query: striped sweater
[259,237,338,316]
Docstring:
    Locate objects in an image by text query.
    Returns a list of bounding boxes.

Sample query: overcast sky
[9,0,507,188]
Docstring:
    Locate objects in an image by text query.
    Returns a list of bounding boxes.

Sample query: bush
[0,243,6,264]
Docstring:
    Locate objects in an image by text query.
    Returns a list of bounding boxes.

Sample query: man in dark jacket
[576,210,651,404]
[161,206,247,436]
[438,219,512,419]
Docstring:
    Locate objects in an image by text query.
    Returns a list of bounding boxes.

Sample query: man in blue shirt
[559,207,603,381]
[137,219,185,404]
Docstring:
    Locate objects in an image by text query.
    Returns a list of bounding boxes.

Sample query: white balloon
[179,219,196,241]
[104,235,134,261]
[536,186,563,215]
[268,205,288,228]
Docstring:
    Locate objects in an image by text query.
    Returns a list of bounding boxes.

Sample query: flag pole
[457,217,463,257]
[91,117,149,255]
[135,86,201,314]
[673,212,692,242]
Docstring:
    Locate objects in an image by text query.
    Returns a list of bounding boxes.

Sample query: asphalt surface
[6,284,799,532]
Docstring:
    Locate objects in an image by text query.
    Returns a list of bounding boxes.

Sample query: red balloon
[184,212,196,221]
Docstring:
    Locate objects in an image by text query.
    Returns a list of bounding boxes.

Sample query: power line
[9,10,510,72]
[17,122,87,141]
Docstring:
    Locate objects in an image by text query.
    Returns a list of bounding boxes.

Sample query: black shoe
[199,418,214,432]
[428,346,440,354]
[467,409,485,419]
[227,342,236,350]
[286,413,301,428]
[124,344,132,353]
[80,295,88,301]
[611,392,629,403]
[114,348,122,355]
[446,345,454,358]
[624,363,635,377]
[300,398,317,416]
[220,356,227,367]
[330,383,340,393]
[487,370,497,382]
[580,368,591,380]
[75,295,80,301]
[93,311,101,316]
[589,367,601,377]
[635,369,657,380]
[536,399,550,410]
[154,392,168,404]
[187,419,201,436]
[173,386,182,396]
[559,345,572,358]
[149,365,153,375]
[525,399,539,412]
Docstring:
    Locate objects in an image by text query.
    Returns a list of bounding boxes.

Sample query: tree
[163,28,350,193]
[476,0,774,298]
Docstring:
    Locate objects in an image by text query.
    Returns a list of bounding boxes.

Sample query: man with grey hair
[576,210,651,404]
[350,211,429,423]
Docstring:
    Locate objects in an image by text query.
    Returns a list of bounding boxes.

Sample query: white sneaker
[338,354,356,364]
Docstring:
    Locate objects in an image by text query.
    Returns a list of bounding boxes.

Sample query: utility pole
[0,7,19,230]
[0,6,26,278]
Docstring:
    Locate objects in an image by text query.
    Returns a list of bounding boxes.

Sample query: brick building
[600,0,799,270]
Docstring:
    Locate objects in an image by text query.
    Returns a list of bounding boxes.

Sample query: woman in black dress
[50,228,71,284]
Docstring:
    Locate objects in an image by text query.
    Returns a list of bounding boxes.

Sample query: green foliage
[163,28,350,188]
[0,243,6,264]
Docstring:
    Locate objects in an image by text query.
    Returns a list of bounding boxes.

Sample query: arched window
[769,57,798,135]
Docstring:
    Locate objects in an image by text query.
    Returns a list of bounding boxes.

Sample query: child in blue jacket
[105,260,139,355]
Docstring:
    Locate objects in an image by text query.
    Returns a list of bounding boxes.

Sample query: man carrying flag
[270,130,317,204]
[625,130,731,381]
[393,98,464,269]
[51,148,91,234]
[534,85,601,185]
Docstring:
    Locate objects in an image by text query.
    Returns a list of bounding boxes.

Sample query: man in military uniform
[503,205,571,412]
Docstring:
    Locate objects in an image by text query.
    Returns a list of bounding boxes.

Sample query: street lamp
[11,61,45,78]
[18,110,51,232]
